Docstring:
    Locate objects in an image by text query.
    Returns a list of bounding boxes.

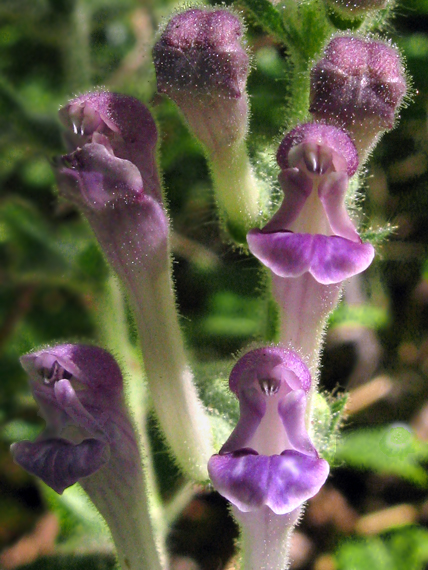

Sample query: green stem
[210,139,262,242]
[62,0,92,91]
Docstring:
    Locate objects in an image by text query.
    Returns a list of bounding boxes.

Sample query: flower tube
[247,123,374,371]
[11,344,164,570]
[208,347,329,570]
[53,91,212,481]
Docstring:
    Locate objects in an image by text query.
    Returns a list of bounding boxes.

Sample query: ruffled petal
[208,449,329,515]
[247,230,375,284]
[11,438,109,494]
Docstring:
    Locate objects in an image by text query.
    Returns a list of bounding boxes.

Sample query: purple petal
[263,169,313,232]
[55,143,144,211]
[247,230,375,284]
[54,379,107,439]
[278,391,317,456]
[318,172,360,242]
[11,438,109,494]
[20,345,123,394]
[208,450,329,514]
[220,386,266,454]
[277,123,359,177]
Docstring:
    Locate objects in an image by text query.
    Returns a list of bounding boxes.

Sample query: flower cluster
[9,4,408,570]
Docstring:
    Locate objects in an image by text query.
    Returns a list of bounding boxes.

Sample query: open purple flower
[54,91,168,277]
[11,344,130,494]
[11,344,163,570]
[208,347,329,515]
[247,123,374,285]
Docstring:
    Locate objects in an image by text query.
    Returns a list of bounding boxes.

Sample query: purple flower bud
[153,8,249,151]
[154,8,248,99]
[310,36,407,158]
[208,347,329,515]
[11,344,163,570]
[248,123,374,285]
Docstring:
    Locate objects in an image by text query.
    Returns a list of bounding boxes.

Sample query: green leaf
[238,0,290,42]
[311,392,349,463]
[335,426,428,486]
[335,527,428,570]
[329,303,389,330]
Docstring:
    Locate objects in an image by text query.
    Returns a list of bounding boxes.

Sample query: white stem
[96,274,167,542]
[235,506,301,570]
[81,404,166,570]
[174,93,263,239]
[210,140,262,237]
[86,204,213,482]
[272,273,342,379]
[129,263,213,481]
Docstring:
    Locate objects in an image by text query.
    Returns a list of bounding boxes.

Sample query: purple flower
[247,123,374,285]
[208,348,329,515]
[11,344,129,494]
[310,36,407,158]
[54,91,168,277]
[11,344,163,570]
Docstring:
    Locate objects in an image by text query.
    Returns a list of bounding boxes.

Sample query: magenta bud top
[277,122,359,178]
[153,8,249,99]
[310,36,407,131]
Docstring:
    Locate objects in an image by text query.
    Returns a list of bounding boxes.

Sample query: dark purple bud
[310,36,407,157]
[208,348,329,514]
[153,8,249,99]
[153,8,250,151]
